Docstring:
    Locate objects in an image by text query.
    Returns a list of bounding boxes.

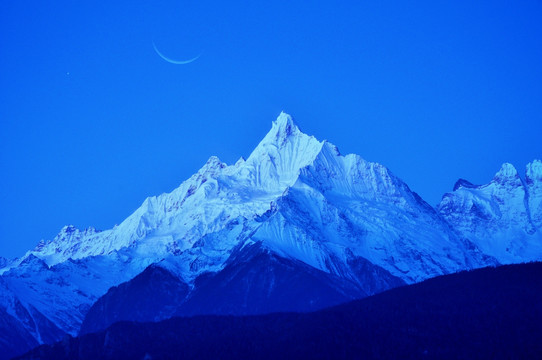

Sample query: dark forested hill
[17,262,542,360]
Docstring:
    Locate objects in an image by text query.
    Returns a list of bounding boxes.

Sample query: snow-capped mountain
[0,112,540,358]
[438,161,542,263]
[527,160,542,228]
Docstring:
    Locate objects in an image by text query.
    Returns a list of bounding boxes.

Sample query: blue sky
[1,1,541,258]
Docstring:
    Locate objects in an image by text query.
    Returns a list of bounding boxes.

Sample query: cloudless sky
[1,1,541,258]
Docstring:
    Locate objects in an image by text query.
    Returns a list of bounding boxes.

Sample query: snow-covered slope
[4,114,323,274]
[252,140,490,283]
[438,161,542,263]
[0,112,539,356]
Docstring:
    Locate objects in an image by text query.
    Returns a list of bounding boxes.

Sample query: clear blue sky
[1,1,541,258]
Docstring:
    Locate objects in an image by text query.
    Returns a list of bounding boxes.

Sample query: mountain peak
[493,163,521,185]
[197,156,225,176]
[526,160,542,185]
[19,254,48,269]
[248,112,321,158]
[55,225,98,238]
[204,155,223,167]
[262,112,301,148]
[243,113,323,190]
[60,225,77,234]
[275,111,297,129]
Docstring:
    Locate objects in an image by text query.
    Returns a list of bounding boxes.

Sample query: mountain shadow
[79,264,190,335]
[81,242,404,335]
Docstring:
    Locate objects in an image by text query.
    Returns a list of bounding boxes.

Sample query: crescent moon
[152,41,200,65]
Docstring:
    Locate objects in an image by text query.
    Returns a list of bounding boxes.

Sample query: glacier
[0,112,541,358]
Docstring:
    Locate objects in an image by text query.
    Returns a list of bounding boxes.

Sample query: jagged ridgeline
[1,113,541,359]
